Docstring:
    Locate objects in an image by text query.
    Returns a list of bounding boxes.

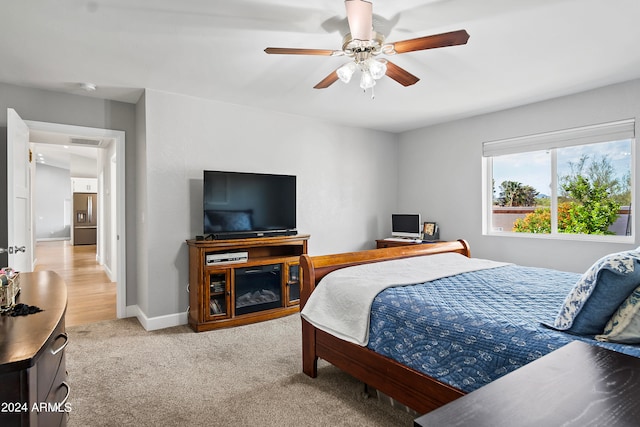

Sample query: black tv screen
[203,170,297,239]
[391,213,422,238]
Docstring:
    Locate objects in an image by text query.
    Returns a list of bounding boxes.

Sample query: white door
[7,108,33,272]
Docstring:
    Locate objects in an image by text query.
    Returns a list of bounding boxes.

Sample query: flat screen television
[391,213,422,239]
[203,170,297,239]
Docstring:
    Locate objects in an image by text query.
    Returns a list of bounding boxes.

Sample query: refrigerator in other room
[73,192,97,245]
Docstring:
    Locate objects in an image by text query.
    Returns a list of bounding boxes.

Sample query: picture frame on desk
[423,222,439,241]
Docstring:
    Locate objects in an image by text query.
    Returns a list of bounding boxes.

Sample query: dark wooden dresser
[0,271,69,427]
[414,340,640,426]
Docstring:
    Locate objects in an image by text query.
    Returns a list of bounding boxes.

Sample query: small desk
[414,341,640,427]
[376,239,440,249]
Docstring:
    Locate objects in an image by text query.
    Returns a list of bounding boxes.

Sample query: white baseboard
[124,305,188,331]
[103,263,115,282]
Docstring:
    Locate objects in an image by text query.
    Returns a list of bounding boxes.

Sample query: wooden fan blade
[390,29,470,54]
[264,47,337,56]
[345,0,373,41]
[385,61,420,86]
[314,70,339,89]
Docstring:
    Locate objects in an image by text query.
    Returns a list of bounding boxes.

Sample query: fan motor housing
[342,32,386,57]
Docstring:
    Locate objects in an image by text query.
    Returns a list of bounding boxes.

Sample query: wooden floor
[34,240,116,327]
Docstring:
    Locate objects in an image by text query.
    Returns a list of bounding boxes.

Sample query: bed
[299,240,640,414]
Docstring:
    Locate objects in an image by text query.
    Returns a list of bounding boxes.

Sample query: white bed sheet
[300,252,510,346]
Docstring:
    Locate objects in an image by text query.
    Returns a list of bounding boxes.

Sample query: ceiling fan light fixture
[368,59,387,80]
[264,1,470,95]
[337,62,357,83]
[359,70,376,90]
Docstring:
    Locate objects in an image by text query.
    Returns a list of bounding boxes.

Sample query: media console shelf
[187,234,310,332]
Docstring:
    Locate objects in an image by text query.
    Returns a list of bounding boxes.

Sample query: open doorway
[25,120,126,321]
[34,241,116,326]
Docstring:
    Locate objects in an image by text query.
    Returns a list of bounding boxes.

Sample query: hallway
[34,240,116,327]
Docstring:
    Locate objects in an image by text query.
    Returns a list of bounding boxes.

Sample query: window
[483,119,635,242]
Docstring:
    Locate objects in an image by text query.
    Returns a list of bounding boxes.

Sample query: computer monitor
[391,214,422,238]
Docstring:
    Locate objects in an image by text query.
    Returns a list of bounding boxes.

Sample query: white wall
[139,89,398,319]
[70,154,98,178]
[34,163,71,240]
[398,79,640,273]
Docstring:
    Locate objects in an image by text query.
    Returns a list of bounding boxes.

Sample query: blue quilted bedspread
[367,265,640,393]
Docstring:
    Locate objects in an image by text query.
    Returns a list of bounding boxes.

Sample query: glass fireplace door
[234,264,282,316]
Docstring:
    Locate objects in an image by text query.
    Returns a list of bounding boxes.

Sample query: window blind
[482,119,635,157]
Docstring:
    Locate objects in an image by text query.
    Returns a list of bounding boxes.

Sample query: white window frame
[482,119,636,243]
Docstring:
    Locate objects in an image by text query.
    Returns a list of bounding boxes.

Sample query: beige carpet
[65,314,416,426]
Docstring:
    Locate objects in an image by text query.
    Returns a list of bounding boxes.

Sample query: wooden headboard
[299,239,470,309]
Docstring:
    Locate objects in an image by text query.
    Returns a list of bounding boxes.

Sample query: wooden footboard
[299,240,469,414]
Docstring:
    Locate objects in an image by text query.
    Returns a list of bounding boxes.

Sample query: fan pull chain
[361,87,375,99]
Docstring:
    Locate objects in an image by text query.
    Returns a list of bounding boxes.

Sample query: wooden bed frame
[299,240,471,414]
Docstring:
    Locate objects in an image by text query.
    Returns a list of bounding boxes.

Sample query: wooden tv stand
[187,234,309,332]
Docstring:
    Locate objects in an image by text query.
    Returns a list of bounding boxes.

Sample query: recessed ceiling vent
[69,137,104,147]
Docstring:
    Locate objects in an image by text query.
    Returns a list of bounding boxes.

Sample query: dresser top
[415,340,640,426]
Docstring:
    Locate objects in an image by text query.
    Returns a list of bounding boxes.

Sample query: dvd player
[205,251,249,265]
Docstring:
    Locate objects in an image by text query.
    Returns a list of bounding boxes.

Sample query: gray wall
[7,77,640,326]
[138,89,399,319]
[34,164,71,240]
[0,82,138,305]
[397,78,640,273]
[135,93,149,316]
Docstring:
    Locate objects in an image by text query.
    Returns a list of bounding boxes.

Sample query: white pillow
[595,285,640,344]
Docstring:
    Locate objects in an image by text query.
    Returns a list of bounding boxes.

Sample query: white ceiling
[30,130,107,170]
[2,0,640,133]
[31,141,97,171]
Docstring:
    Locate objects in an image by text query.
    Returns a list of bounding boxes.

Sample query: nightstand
[376,239,441,249]
[376,239,420,248]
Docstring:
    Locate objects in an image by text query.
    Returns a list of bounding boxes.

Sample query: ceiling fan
[264,0,470,92]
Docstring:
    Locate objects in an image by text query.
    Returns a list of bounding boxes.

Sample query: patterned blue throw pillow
[553,249,640,335]
[596,285,640,343]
